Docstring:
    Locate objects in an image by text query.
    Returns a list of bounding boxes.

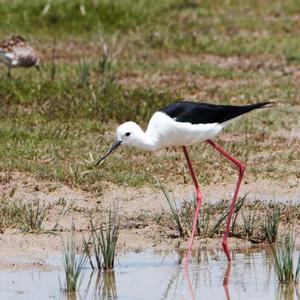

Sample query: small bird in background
[96,101,274,267]
[0,35,40,78]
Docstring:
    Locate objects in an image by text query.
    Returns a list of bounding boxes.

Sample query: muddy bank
[0,171,299,269]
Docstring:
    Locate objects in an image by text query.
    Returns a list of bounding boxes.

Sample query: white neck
[131,130,158,151]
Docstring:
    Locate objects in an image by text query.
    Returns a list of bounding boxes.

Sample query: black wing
[160,101,272,124]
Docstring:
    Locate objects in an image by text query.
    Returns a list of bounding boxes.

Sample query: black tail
[220,101,275,124]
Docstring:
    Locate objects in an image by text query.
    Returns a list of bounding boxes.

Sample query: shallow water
[0,248,299,300]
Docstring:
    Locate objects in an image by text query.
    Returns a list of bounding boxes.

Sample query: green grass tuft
[262,203,281,243]
[98,209,119,270]
[61,231,88,293]
[273,232,300,284]
[84,208,119,271]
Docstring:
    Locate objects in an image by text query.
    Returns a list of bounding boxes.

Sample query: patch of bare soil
[0,171,299,270]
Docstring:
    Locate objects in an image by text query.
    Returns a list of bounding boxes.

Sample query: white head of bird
[116,121,145,145]
[95,121,153,166]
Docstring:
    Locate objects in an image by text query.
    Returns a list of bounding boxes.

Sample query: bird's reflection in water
[223,263,231,300]
[183,268,196,300]
[181,262,232,300]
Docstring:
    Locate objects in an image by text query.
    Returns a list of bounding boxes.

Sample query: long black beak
[95,140,122,166]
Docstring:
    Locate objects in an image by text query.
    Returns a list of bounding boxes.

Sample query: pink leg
[207,139,245,261]
[182,146,202,269]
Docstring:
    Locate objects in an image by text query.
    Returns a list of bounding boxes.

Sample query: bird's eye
[125,132,131,137]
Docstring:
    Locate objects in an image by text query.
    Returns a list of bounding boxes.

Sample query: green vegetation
[61,231,88,293]
[241,206,259,238]
[97,209,119,270]
[158,180,185,237]
[2,0,300,59]
[161,184,247,239]
[84,209,119,270]
[273,233,300,284]
[0,0,299,189]
[160,188,299,243]
[190,196,246,238]
[262,203,281,243]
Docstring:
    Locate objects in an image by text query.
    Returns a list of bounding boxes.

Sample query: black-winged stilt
[96,101,273,267]
[0,35,40,78]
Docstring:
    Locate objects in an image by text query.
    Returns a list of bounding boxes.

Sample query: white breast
[145,112,224,150]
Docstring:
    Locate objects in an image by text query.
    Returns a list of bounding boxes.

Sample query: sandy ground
[0,171,299,270]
